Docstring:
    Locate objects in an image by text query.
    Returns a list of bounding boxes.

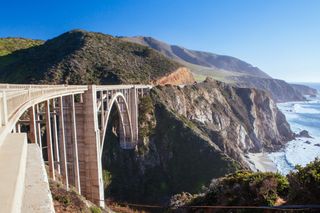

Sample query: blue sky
[1,0,320,82]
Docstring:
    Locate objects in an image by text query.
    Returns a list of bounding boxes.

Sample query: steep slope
[291,83,318,96]
[124,36,315,102]
[0,30,194,85]
[101,78,293,204]
[234,76,308,102]
[0,38,43,56]
[123,36,271,78]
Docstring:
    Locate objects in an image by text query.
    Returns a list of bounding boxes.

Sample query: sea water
[269,83,320,175]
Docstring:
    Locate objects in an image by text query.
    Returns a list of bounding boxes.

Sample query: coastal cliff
[101,78,293,204]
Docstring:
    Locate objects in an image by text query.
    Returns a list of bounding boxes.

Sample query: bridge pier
[58,96,69,190]
[45,100,55,180]
[28,106,37,144]
[64,95,81,194]
[77,85,104,207]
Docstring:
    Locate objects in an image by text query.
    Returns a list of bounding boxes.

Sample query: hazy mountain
[123,36,317,102]
[123,36,271,79]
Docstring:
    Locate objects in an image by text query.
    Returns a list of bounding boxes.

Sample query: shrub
[102,169,112,189]
[288,158,320,204]
[187,171,289,207]
[53,194,71,206]
[90,206,102,213]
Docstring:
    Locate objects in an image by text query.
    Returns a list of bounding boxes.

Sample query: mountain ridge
[123,36,317,102]
[123,36,271,79]
[0,30,194,85]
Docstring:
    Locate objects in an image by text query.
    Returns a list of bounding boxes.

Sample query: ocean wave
[293,103,320,114]
[272,97,320,175]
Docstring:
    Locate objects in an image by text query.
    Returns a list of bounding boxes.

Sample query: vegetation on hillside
[171,159,320,208]
[288,158,320,204]
[0,30,181,84]
[50,179,103,213]
[0,38,43,56]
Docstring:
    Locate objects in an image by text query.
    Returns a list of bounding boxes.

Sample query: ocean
[269,83,320,175]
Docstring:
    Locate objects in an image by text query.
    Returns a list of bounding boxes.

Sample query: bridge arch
[100,92,134,156]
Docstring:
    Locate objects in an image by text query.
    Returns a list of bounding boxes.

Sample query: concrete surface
[22,144,55,213]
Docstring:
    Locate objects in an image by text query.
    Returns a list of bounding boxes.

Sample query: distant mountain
[0,30,193,85]
[123,36,271,79]
[123,36,317,102]
[0,38,43,56]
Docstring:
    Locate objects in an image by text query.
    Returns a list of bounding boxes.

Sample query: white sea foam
[292,103,320,114]
[269,95,320,175]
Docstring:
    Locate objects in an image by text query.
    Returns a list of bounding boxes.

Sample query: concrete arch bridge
[0,84,151,211]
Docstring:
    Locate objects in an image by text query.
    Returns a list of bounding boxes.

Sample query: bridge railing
[0,84,88,127]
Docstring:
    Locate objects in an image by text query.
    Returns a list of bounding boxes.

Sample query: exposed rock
[295,130,313,138]
[153,67,195,85]
[314,144,320,147]
[305,141,311,144]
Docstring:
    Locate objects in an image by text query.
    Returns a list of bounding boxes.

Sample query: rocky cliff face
[154,67,195,85]
[153,78,293,159]
[101,78,293,204]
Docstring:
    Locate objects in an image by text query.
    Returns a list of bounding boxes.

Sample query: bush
[102,169,112,189]
[288,158,320,204]
[90,206,102,213]
[186,171,289,206]
[53,194,71,206]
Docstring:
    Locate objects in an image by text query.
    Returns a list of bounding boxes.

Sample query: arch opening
[100,92,134,156]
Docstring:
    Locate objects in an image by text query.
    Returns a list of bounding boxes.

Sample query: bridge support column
[36,104,43,156]
[129,86,139,143]
[28,106,37,144]
[64,95,81,194]
[58,97,69,190]
[77,85,104,207]
[52,98,61,174]
[45,100,55,180]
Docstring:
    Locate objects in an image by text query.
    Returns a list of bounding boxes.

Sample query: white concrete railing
[0,83,152,147]
[0,84,88,148]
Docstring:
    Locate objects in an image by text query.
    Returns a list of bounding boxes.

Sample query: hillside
[123,36,271,79]
[0,30,194,85]
[0,38,43,56]
[123,36,316,102]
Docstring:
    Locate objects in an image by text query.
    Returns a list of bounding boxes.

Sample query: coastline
[269,93,320,175]
[246,152,278,173]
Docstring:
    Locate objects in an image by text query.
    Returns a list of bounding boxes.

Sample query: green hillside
[0,38,43,56]
[0,30,181,84]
